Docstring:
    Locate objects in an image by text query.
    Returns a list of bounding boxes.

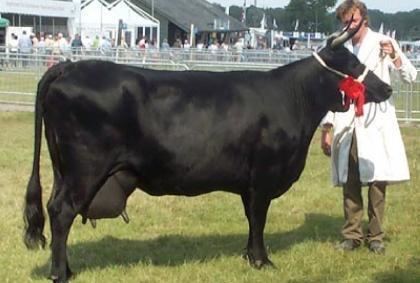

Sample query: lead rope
[314,50,384,185]
[312,52,369,82]
[312,52,348,78]
[314,52,369,117]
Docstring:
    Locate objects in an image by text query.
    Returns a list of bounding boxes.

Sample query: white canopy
[109,0,158,27]
[79,0,159,46]
[0,0,76,18]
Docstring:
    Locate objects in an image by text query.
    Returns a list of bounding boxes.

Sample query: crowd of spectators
[1,31,119,67]
[2,30,418,69]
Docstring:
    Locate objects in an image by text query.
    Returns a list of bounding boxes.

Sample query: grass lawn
[0,112,419,283]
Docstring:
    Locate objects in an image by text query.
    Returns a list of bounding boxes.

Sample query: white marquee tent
[79,0,159,47]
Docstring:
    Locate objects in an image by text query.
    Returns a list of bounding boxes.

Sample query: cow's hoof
[49,275,68,283]
[24,233,46,250]
[49,267,73,283]
[242,252,275,269]
[49,274,73,283]
[89,219,97,228]
[252,258,275,269]
[121,209,130,223]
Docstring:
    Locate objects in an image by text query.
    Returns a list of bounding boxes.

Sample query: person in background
[37,36,46,57]
[83,35,92,55]
[18,30,32,67]
[30,33,39,50]
[45,34,54,55]
[71,34,83,56]
[100,36,112,56]
[161,38,170,50]
[320,0,417,254]
[8,34,19,67]
[138,36,146,49]
[57,33,69,55]
[93,35,100,48]
[183,39,191,49]
[173,37,182,48]
[196,40,204,50]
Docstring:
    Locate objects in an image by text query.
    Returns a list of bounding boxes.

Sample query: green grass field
[0,112,419,283]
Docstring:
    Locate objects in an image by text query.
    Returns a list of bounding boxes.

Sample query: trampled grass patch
[0,112,419,282]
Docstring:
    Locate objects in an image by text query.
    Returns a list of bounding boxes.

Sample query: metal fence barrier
[0,47,419,122]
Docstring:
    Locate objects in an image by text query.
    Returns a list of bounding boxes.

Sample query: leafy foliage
[224,1,420,40]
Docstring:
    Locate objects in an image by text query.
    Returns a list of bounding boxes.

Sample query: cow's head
[315,18,392,113]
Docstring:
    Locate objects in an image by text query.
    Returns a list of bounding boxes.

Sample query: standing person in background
[45,34,54,55]
[8,34,19,67]
[91,35,100,50]
[173,37,182,48]
[57,33,69,56]
[161,38,170,50]
[18,30,32,67]
[37,36,46,57]
[83,35,92,55]
[183,39,191,49]
[71,34,84,56]
[100,36,112,56]
[30,33,39,51]
[320,0,417,254]
[138,36,146,49]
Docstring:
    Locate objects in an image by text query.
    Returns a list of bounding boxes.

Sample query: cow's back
[42,61,265,196]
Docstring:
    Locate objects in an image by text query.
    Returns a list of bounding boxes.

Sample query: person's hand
[379,40,395,58]
[380,40,401,67]
[321,129,332,157]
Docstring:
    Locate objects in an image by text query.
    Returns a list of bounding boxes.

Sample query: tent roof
[81,0,159,27]
[0,17,10,28]
[131,0,247,32]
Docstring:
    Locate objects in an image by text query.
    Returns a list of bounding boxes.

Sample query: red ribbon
[339,76,366,116]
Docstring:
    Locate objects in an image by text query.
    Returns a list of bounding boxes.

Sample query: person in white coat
[320,0,417,253]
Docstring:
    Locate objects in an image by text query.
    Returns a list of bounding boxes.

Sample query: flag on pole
[273,18,278,29]
[391,30,396,39]
[260,13,266,29]
[241,0,247,23]
[294,19,299,31]
[378,22,384,34]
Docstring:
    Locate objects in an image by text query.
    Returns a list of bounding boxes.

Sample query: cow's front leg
[241,191,273,268]
[47,194,76,283]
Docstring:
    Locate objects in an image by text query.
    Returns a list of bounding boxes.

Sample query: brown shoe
[336,239,361,251]
[369,240,385,254]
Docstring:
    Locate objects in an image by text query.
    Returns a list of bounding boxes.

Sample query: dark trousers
[342,132,386,244]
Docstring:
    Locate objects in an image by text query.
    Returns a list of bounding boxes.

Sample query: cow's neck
[272,57,336,138]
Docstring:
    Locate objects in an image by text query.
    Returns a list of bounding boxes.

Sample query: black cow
[24,22,391,282]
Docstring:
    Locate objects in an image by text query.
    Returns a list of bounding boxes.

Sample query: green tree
[269,8,288,30]
[229,5,243,22]
[367,9,420,40]
[227,2,420,39]
[245,5,265,28]
[285,0,337,32]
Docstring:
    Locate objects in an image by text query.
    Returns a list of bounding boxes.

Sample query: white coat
[322,28,417,186]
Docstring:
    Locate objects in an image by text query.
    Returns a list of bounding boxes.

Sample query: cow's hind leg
[47,187,77,283]
[241,190,274,269]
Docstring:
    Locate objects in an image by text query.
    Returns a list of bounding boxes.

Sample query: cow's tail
[24,62,68,250]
